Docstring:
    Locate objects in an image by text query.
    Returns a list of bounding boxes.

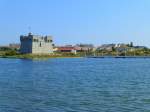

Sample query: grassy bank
[1,48,150,59]
[0,55,82,59]
[0,51,82,59]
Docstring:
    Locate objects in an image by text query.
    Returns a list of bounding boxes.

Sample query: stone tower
[20,33,53,54]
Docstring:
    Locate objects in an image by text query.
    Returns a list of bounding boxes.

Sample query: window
[33,39,38,42]
[47,40,52,43]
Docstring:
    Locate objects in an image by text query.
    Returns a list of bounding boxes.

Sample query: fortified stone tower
[20,33,53,54]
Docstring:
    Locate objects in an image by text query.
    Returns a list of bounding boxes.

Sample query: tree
[130,42,133,47]
[112,46,116,52]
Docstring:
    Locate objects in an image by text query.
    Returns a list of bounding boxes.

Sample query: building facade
[56,46,77,54]
[20,33,53,54]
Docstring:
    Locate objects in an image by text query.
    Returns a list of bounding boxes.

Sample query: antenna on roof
[28,26,32,35]
[28,26,32,33]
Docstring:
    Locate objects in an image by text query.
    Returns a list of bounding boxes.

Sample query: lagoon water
[0,58,150,112]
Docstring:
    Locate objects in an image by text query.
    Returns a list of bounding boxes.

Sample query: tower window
[33,39,38,42]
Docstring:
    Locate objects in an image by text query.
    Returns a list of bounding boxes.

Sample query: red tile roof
[57,47,75,51]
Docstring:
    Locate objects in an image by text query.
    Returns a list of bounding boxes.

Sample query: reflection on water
[0,58,150,112]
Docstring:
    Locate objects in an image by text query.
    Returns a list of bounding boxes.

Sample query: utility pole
[28,26,31,33]
[84,51,87,57]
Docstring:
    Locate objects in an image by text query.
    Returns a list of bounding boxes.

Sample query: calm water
[0,58,150,112]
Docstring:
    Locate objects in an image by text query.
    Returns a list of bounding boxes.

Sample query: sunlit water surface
[0,58,150,112]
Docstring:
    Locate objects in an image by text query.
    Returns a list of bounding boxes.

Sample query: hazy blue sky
[0,0,150,46]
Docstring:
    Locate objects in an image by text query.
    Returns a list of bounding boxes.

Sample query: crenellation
[20,33,53,54]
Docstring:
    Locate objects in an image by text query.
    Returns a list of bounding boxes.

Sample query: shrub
[5,50,18,56]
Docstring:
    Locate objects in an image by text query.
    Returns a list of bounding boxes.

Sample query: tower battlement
[20,33,53,54]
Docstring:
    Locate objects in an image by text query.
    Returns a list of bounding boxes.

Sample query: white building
[20,33,53,54]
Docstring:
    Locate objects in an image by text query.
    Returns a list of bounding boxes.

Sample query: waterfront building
[9,43,20,50]
[97,44,116,51]
[74,44,94,52]
[133,46,147,49]
[55,44,95,54]
[56,46,77,54]
[0,46,11,51]
[20,33,53,54]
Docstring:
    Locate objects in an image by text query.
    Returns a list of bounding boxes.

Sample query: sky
[0,0,150,46]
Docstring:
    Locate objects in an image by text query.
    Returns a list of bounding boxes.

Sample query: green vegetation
[0,50,81,59]
[95,48,150,56]
[1,47,150,59]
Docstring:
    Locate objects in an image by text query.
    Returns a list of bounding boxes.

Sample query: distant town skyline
[0,0,150,46]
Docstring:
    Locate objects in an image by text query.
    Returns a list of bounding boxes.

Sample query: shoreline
[0,55,83,59]
[87,56,150,58]
[2,55,150,59]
